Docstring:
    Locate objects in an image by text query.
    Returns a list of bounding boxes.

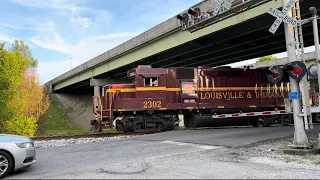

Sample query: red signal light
[292,67,302,75]
[283,61,307,80]
[188,7,201,18]
[271,72,279,78]
[176,13,189,26]
[266,66,283,84]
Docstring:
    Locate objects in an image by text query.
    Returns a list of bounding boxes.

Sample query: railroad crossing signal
[266,66,284,83]
[268,0,298,34]
[307,64,318,79]
[212,0,232,16]
[177,13,189,26]
[265,61,308,83]
[283,61,307,80]
[188,7,201,18]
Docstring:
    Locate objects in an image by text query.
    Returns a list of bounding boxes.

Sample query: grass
[303,154,320,165]
[36,96,118,137]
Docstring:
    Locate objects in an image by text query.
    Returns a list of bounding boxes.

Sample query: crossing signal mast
[266,0,314,148]
[266,0,320,149]
[176,0,277,33]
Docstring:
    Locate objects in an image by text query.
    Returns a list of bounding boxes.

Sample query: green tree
[0,46,29,132]
[0,40,48,136]
[8,39,38,67]
[256,55,277,63]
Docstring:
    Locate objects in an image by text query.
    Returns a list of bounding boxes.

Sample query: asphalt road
[132,125,313,148]
[5,125,320,179]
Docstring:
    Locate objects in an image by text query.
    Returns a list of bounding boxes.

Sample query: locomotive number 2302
[143,101,162,108]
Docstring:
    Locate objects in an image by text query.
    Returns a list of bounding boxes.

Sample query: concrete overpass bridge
[45,0,320,130]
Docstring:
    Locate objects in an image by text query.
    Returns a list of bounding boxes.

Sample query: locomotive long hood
[201,67,244,77]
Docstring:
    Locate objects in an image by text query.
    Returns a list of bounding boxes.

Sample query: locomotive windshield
[127,69,137,84]
[144,77,158,87]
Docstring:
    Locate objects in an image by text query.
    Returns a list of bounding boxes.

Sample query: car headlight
[16,142,34,148]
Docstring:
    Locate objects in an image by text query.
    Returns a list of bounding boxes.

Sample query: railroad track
[31,132,156,141]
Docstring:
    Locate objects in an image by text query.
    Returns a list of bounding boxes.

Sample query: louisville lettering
[200,92,244,99]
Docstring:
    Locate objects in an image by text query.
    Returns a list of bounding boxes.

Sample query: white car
[0,134,36,179]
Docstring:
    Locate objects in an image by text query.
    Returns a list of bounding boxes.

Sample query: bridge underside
[55,0,320,94]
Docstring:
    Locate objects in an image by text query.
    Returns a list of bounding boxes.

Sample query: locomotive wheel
[116,121,125,132]
[184,114,197,129]
[155,123,164,132]
[257,117,268,127]
[251,117,265,127]
[91,120,101,132]
[134,123,142,132]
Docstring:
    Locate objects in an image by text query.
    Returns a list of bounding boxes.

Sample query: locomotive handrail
[109,88,113,126]
[98,96,103,131]
[98,96,103,118]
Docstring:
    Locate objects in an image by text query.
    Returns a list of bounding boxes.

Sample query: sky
[0,0,317,84]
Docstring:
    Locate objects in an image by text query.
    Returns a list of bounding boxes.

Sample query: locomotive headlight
[182,83,195,94]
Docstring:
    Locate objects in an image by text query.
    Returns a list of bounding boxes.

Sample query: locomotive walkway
[6,125,320,179]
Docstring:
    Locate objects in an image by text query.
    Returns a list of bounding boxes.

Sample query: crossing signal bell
[283,61,307,80]
[266,66,284,83]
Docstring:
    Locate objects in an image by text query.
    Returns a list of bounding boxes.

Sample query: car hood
[0,134,32,143]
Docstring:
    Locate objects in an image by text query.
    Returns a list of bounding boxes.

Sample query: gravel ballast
[33,135,136,148]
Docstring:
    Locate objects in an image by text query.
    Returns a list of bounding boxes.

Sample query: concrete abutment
[49,78,132,130]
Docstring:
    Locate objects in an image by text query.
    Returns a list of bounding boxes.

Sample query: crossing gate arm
[211,110,291,118]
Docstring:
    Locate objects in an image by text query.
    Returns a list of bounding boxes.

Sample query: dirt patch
[222,129,320,167]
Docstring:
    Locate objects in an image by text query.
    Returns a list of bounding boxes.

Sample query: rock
[34,135,135,148]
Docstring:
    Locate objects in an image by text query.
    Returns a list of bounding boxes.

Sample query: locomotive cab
[129,65,168,110]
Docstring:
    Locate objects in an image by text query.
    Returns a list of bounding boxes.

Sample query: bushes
[0,40,49,137]
[5,116,38,137]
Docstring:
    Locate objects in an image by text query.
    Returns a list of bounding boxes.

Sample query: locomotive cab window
[144,77,158,87]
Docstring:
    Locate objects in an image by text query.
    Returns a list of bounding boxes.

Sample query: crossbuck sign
[212,0,232,16]
[268,0,298,34]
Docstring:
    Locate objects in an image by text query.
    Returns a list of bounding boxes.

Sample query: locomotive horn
[266,66,284,84]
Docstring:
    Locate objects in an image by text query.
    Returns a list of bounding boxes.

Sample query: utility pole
[282,0,309,147]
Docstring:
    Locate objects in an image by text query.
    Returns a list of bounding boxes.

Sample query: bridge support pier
[90,78,131,96]
[94,85,100,96]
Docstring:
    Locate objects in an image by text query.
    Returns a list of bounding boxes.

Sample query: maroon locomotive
[91,65,293,132]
